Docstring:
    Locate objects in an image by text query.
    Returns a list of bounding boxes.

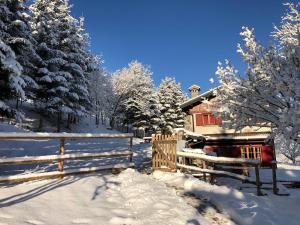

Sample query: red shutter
[195,114,203,126]
[203,114,209,125]
[209,114,216,125]
[216,117,222,125]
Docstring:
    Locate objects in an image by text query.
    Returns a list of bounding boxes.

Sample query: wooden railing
[0,133,134,183]
[151,134,278,196]
[176,151,267,196]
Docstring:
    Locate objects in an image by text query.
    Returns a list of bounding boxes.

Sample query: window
[240,146,261,160]
[195,113,222,126]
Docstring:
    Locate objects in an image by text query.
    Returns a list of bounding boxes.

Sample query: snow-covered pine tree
[58,13,94,121]
[111,60,154,132]
[148,91,162,134]
[157,77,186,134]
[0,0,41,118]
[30,0,94,130]
[215,3,300,145]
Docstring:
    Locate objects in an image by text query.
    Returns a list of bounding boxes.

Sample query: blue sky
[70,0,295,94]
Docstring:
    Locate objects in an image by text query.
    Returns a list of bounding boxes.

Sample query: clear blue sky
[70,0,296,94]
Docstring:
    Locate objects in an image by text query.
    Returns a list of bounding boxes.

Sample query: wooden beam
[0,163,135,183]
[0,151,133,165]
[177,151,260,165]
[0,132,134,140]
[177,163,255,183]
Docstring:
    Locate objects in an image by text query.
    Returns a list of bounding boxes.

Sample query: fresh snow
[153,170,300,225]
[0,169,211,225]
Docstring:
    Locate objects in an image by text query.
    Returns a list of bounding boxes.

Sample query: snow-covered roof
[180,86,219,110]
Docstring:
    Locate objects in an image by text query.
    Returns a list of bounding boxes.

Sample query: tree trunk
[16,97,19,110]
[67,114,71,129]
[38,115,43,132]
[57,112,61,132]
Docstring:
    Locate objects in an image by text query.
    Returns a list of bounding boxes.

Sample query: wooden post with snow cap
[272,161,278,194]
[58,138,65,172]
[129,136,133,162]
[255,165,263,196]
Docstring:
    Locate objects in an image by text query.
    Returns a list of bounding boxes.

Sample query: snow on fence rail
[0,132,134,183]
[152,134,278,196]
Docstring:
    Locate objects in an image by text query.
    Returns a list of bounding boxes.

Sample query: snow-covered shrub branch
[216,3,300,146]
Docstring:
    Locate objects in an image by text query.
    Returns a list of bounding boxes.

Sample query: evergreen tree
[30,0,94,130]
[157,77,186,134]
[0,0,41,118]
[148,91,162,134]
[111,60,154,131]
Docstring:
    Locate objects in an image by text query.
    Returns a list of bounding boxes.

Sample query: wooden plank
[177,151,260,165]
[0,163,135,183]
[0,132,134,140]
[177,163,254,183]
[0,151,133,165]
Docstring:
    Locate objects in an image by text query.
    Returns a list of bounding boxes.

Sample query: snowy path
[0,169,212,225]
[153,170,300,225]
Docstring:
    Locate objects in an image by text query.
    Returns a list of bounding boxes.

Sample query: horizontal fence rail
[0,163,134,183]
[0,132,134,183]
[0,132,133,140]
[177,151,261,165]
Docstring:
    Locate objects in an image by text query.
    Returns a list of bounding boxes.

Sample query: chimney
[189,85,200,98]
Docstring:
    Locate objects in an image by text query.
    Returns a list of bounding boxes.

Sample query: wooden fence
[0,133,134,183]
[152,134,278,196]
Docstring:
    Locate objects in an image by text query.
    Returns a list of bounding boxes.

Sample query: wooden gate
[152,134,177,172]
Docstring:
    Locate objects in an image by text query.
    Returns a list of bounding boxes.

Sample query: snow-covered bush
[216,3,300,146]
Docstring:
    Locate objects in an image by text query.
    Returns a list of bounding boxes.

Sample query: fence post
[272,162,278,194]
[58,138,65,172]
[202,161,207,182]
[255,165,263,196]
[129,137,133,162]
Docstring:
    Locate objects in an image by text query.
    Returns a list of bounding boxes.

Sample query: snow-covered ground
[153,169,300,225]
[0,169,213,225]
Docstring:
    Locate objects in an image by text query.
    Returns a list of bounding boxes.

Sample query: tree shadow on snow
[0,172,121,208]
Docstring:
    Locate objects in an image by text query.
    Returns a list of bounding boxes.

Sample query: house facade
[180,85,275,166]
